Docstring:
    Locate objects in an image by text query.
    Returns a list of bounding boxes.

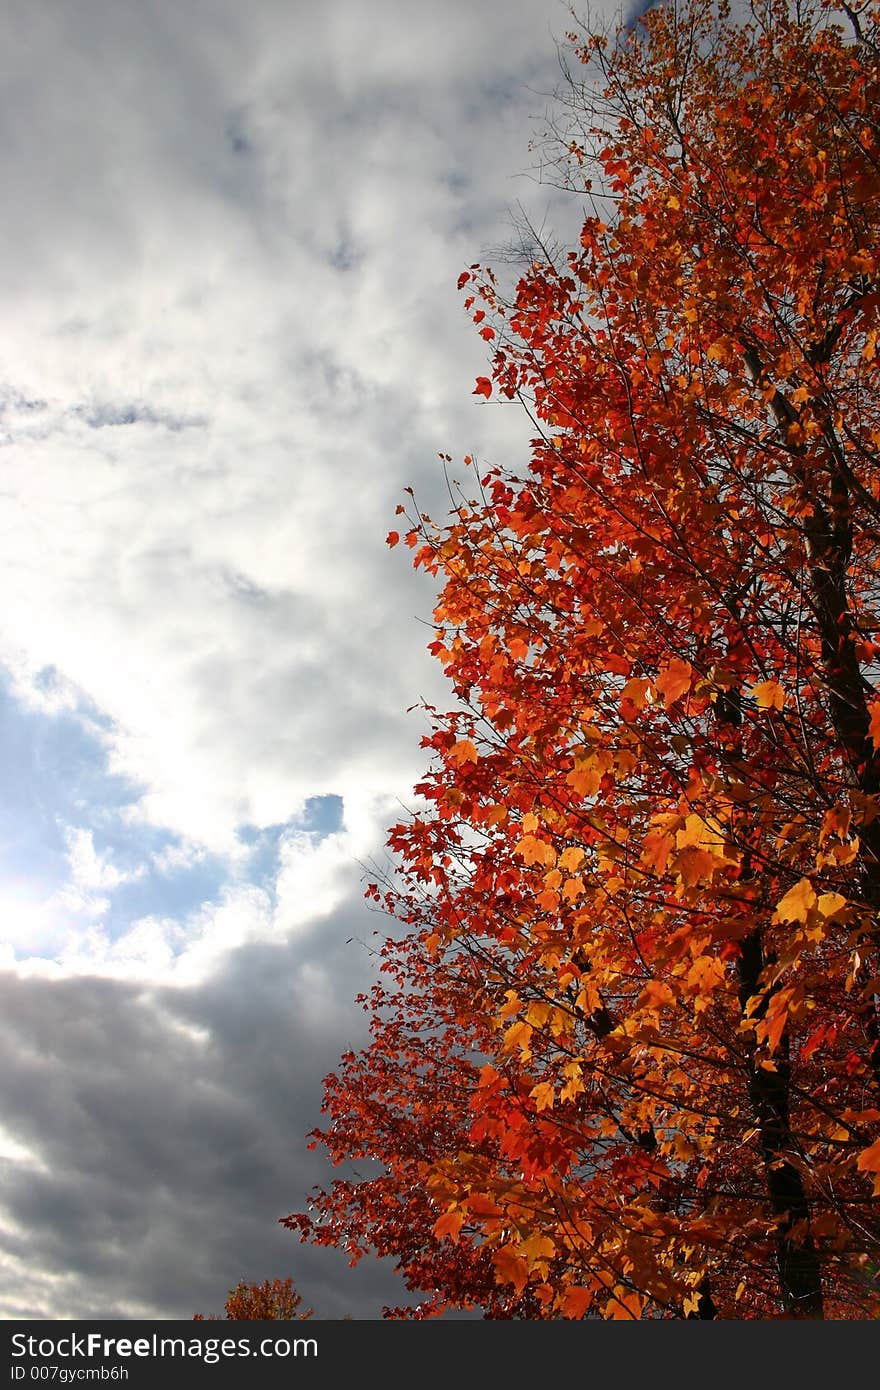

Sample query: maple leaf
[514,834,556,867]
[493,1246,529,1295]
[473,377,492,398]
[774,879,817,924]
[816,891,847,919]
[519,1232,556,1273]
[529,1081,556,1112]
[502,1021,533,1057]
[654,658,692,708]
[560,1285,593,1319]
[639,980,675,1011]
[449,738,478,765]
[751,679,785,711]
[558,845,585,872]
[433,1208,466,1242]
[856,1137,880,1173]
[606,1287,643,1320]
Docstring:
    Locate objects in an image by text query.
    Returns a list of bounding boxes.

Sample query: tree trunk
[737,931,824,1317]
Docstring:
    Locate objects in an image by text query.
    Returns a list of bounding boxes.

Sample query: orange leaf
[520,1233,556,1271]
[433,1208,465,1242]
[515,834,556,867]
[655,658,692,708]
[558,845,585,872]
[560,1285,592,1319]
[606,1287,643,1319]
[856,1136,880,1173]
[449,739,478,765]
[639,980,675,1010]
[493,1245,529,1294]
[620,677,653,711]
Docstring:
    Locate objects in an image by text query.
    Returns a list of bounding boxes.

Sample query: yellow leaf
[526,1001,552,1027]
[529,1081,555,1112]
[499,989,520,1018]
[558,845,585,873]
[560,1063,585,1102]
[675,813,730,857]
[520,1233,556,1271]
[774,878,817,924]
[816,891,847,919]
[675,813,708,849]
[751,679,785,711]
[502,1020,533,1056]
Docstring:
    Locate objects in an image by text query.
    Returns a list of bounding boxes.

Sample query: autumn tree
[194,1277,313,1321]
[287,0,880,1318]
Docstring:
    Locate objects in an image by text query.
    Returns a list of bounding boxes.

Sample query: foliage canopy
[288,0,880,1318]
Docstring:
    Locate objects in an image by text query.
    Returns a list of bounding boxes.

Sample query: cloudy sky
[0,0,621,1320]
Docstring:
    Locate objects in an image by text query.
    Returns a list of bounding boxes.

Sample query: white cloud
[0,0,579,862]
[63,826,144,893]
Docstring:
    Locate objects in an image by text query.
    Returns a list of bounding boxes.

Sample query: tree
[193,1277,313,1321]
[287,0,880,1318]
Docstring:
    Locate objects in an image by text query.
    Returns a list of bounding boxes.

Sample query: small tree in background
[194,1277,313,1321]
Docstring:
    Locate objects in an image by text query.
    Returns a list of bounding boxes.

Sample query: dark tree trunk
[737,931,824,1318]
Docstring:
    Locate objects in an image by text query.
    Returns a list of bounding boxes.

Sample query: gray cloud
[0,911,408,1319]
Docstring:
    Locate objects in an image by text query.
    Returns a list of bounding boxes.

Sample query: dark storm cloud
[0,913,409,1319]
